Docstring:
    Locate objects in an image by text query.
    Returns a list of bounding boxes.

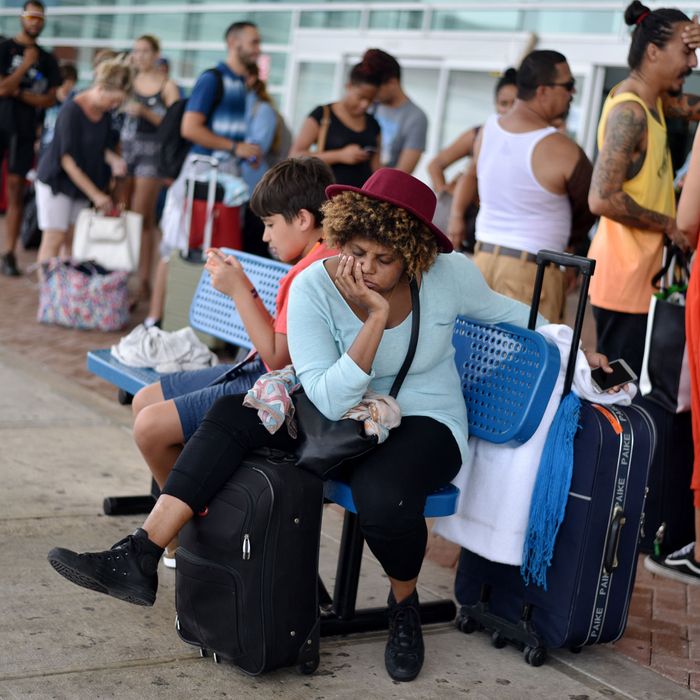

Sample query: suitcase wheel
[199,648,209,658]
[523,645,546,667]
[491,631,507,649]
[212,652,222,664]
[298,656,320,675]
[454,609,479,634]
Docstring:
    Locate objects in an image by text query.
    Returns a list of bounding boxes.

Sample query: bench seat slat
[86,349,160,396]
[325,479,459,517]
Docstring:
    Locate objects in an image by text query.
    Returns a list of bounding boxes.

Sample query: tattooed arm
[588,101,688,247]
[662,92,700,121]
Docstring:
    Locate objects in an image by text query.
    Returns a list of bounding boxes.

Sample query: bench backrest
[189,249,291,349]
[188,254,560,445]
[453,317,560,444]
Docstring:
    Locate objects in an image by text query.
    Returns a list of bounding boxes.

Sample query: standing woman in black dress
[290,56,382,187]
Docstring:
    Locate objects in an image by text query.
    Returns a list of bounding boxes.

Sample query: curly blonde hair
[322,192,439,278]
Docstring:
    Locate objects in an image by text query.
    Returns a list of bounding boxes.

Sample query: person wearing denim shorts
[128,157,335,564]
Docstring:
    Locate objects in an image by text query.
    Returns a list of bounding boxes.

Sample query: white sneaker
[163,537,178,569]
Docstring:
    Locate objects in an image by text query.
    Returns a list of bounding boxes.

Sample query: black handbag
[639,244,691,413]
[294,279,420,479]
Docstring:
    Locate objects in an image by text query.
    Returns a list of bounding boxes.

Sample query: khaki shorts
[473,249,566,323]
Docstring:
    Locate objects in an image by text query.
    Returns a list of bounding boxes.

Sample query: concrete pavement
[0,341,695,700]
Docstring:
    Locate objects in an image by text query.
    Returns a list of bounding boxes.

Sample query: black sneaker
[644,542,700,586]
[47,528,163,606]
[1,251,20,277]
[385,589,424,682]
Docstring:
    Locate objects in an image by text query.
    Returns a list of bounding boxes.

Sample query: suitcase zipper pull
[242,533,251,560]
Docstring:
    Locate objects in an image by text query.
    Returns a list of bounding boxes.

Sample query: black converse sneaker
[385,589,425,682]
[47,528,163,606]
[644,542,700,586]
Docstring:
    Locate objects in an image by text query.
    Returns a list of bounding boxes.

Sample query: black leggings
[162,394,462,581]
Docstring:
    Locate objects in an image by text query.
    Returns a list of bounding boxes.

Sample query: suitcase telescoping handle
[527,249,596,396]
[184,155,219,259]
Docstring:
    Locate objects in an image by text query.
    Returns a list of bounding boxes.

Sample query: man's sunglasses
[546,79,576,92]
[21,12,45,21]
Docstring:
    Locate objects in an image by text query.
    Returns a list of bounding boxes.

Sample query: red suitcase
[185,155,242,252]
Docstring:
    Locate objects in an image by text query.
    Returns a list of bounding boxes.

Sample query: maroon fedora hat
[326,168,453,253]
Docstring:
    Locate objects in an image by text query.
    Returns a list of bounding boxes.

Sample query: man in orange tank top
[588,2,700,375]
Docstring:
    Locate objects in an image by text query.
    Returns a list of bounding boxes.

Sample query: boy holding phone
[130,157,335,565]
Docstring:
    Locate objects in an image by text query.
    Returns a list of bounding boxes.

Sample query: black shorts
[0,129,35,177]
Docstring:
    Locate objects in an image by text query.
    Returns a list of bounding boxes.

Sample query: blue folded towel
[521,391,581,589]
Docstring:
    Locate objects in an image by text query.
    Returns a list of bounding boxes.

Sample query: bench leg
[102,479,160,516]
[320,510,457,637]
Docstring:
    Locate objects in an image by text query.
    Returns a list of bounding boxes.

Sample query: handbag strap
[388,278,420,399]
[316,104,331,153]
[652,241,690,290]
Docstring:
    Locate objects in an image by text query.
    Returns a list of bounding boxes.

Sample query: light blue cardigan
[287,252,539,462]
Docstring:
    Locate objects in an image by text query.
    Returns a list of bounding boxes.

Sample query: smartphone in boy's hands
[590,359,637,393]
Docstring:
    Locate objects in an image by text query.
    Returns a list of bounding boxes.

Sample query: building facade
[3,1,699,181]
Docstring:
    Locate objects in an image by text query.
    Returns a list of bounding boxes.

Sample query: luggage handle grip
[604,505,627,574]
[535,250,596,274]
[528,250,596,396]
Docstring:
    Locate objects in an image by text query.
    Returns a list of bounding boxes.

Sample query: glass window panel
[400,66,439,125]
[292,61,335,132]
[267,52,287,88]
[299,11,362,30]
[191,12,291,45]
[93,14,115,41]
[369,10,423,31]
[44,16,84,39]
[180,49,221,81]
[129,12,188,43]
[440,70,500,182]
[522,10,621,34]
[431,10,520,32]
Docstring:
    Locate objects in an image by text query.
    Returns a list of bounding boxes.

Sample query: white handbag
[72,209,143,272]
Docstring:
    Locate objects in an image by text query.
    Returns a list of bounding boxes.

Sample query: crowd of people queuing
[0,0,697,685]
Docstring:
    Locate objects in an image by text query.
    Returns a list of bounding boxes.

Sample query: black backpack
[157,68,224,180]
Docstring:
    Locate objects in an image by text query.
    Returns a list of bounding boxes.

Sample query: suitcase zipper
[235,484,257,561]
[242,533,251,560]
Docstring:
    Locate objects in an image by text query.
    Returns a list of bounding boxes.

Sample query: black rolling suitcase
[635,395,695,555]
[455,250,655,666]
[175,449,324,675]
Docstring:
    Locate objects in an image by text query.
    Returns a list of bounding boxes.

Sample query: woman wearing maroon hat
[46,168,543,681]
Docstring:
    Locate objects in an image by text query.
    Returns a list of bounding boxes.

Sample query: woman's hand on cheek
[335,255,389,317]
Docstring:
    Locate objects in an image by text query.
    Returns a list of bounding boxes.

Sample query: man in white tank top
[473,50,595,322]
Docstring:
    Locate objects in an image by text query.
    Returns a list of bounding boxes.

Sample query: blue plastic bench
[88,250,290,515]
[318,316,560,636]
[86,249,291,402]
